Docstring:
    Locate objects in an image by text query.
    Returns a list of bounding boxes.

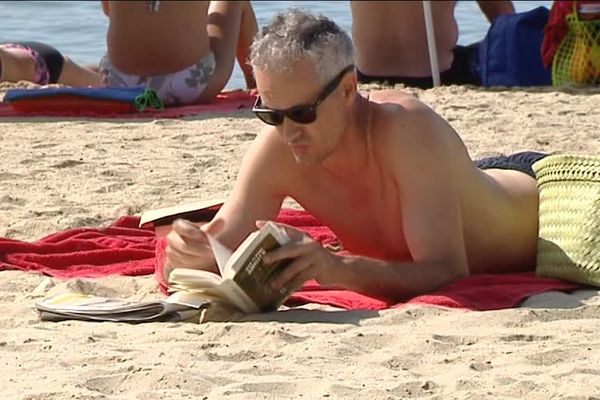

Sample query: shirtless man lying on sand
[100,0,257,105]
[165,9,546,303]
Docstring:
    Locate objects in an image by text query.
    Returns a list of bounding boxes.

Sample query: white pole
[422,0,441,87]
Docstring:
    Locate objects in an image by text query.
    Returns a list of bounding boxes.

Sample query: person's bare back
[350,0,515,87]
[105,1,210,76]
[101,1,257,104]
[351,1,458,78]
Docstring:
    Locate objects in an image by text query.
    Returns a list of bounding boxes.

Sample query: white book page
[220,230,262,278]
[205,233,232,276]
[168,268,223,288]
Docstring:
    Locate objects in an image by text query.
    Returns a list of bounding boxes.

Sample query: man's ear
[342,71,358,105]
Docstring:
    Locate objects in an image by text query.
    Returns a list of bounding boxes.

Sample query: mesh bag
[552,3,600,86]
[533,155,600,287]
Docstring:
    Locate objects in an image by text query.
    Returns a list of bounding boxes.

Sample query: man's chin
[292,145,335,166]
[290,145,308,161]
[293,153,321,166]
[293,155,314,165]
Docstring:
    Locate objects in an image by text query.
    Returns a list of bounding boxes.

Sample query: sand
[1,82,600,399]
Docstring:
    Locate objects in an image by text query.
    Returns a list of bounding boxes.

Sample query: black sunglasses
[252,64,355,126]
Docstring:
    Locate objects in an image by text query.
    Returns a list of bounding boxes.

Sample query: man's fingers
[271,257,313,290]
[255,220,308,242]
[172,218,206,240]
[166,221,213,269]
[166,228,205,256]
[263,240,318,265]
[277,223,308,242]
[165,218,224,274]
[270,257,304,288]
[165,249,204,269]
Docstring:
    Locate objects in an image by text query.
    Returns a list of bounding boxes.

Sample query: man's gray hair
[250,8,354,83]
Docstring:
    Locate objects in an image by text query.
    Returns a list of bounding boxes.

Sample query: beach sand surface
[1,83,600,399]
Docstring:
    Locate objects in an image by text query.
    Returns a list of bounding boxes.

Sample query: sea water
[0,0,552,89]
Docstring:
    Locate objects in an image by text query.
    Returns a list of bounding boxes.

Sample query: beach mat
[0,87,256,119]
[0,209,580,311]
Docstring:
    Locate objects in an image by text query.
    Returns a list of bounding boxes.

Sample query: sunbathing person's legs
[0,42,101,87]
[58,56,103,87]
[200,0,258,101]
[236,1,258,89]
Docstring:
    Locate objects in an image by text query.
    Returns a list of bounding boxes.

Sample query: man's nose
[281,119,302,144]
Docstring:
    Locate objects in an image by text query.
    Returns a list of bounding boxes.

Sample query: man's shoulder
[368,89,419,107]
[244,126,296,171]
[230,126,297,204]
[252,125,289,153]
[369,89,432,121]
[367,90,456,165]
[369,90,438,140]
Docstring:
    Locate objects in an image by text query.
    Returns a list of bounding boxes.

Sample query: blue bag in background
[475,6,552,87]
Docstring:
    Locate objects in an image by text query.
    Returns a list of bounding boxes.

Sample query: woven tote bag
[533,154,600,286]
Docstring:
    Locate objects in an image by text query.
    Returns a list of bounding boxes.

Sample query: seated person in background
[100,0,257,105]
[0,41,102,87]
[350,0,515,89]
[164,9,547,303]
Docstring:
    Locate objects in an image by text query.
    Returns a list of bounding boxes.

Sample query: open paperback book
[34,291,209,323]
[168,221,296,314]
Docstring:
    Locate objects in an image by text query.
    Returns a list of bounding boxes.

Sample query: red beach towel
[0,210,580,311]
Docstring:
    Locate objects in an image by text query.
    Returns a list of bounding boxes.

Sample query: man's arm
[165,127,288,276]
[267,104,470,303]
[476,1,515,23]
[323,124,470,301]
[208,130,286,250]
[268,244,468,303]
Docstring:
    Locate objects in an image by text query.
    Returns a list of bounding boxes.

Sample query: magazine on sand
[34,221,296,322]
[34,291,207,323]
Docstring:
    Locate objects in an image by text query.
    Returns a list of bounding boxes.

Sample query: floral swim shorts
[99,51,216,105]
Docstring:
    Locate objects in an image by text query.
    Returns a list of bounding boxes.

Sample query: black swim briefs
[475,151,549,178]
